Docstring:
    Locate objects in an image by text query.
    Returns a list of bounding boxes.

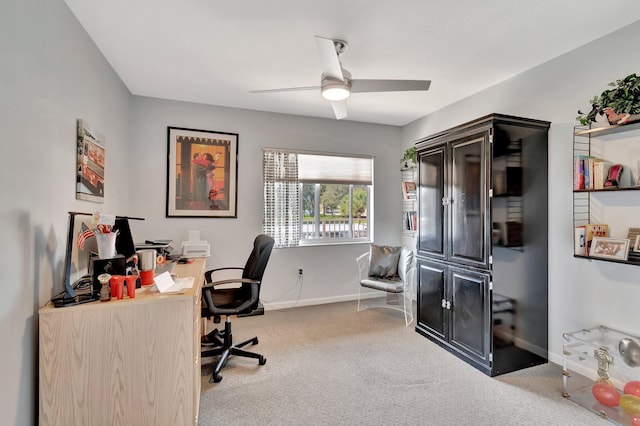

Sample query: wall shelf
[401,166,417,235]
[573,122,640,265]
[574,120,640,137]
[573,187,640,193]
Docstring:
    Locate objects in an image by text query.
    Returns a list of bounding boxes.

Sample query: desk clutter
[52,212,208,308]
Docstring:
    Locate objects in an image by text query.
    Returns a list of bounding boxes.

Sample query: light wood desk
[39,258,206,426]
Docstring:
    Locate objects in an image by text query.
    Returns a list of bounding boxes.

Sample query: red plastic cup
[140,270,154,286]
[124,275,138,298]
[109,275,125,300]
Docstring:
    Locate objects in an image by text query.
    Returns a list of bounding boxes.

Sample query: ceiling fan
[249,36,431,120]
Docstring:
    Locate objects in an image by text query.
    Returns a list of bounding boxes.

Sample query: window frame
[263,148,374,248]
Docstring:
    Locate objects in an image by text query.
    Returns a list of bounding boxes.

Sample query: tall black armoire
[415,113,550,376]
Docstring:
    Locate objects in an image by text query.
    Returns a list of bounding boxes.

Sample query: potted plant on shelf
[400,147,417,169]
[577,73,640,126]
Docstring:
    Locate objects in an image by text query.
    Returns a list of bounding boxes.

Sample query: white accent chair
[356,246,416,326]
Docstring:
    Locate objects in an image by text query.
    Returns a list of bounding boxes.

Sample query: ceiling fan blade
[315,36,344,81]
[351,79,431,93]
[330,100,348,120]
[249,86,319,94]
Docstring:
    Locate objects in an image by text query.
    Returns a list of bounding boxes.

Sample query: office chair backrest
[242,234,275,282]
[239,234,274,311]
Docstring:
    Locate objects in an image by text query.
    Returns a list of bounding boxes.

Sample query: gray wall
[1,1,131,423]
[403,21,640,363]
[127,96,402,307]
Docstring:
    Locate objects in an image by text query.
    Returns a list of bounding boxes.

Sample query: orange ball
[625,381,640,398]
[592,382,620,407]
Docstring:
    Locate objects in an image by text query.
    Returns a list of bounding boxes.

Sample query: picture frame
[402,181,417,200]
[166,126,238,218]
[76,119,105,203]
[589,237,630,260]
[627,227,640,251]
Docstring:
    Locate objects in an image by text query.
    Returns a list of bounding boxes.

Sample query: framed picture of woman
[166,126,238,218]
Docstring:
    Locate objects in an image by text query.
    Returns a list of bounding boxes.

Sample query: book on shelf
[584,223,609,256]
[574,155,586,190]
[403,211,417,231]
[592,159,608,190]
[574,155,614,190]
[402,181,417,200]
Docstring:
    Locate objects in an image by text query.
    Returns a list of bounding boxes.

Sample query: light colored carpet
[198,301,604,425]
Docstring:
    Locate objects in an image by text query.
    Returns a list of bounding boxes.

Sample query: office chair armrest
[204,267,244,284]
[207,266,244,273]
[202,278,260,289]
[201,279,260,316]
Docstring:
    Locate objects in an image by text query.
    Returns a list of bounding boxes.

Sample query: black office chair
[201,234,274,383]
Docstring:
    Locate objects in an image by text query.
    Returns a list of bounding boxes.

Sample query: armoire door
[448,266,491,366]
[416,259,447,340]
[448,133,490,268]
[417,145,446,259]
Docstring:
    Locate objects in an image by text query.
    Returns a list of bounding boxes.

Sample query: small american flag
[77,222,95,249]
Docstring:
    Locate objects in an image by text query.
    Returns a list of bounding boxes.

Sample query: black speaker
[89,254,126,295]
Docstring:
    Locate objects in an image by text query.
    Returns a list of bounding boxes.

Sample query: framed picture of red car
[166,126,238,218]
[76,119,105,203]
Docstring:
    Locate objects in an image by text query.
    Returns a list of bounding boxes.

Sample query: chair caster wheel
[253,337,259,345]
[210,373,223,383]
[259,356,266,365]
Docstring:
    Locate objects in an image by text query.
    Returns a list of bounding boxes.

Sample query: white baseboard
[548,352,563,366]
[262,292,381,311]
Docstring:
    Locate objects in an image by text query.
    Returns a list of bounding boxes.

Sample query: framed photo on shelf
[589,237,630,261]
[166,126,238,218]
[402,181,417,199]
[627,227,640,251]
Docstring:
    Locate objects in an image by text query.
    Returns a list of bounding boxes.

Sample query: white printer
[181,230,210,258]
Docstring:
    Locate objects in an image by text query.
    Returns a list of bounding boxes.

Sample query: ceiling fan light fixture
[321,74,352,101]
[322,85,350,101]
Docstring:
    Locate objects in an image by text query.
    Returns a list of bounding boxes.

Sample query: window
[263,149,373,248]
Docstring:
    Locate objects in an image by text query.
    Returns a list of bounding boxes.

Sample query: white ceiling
[64,1,640,126]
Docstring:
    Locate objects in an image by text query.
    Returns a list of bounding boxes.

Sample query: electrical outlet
[298,268,303,275]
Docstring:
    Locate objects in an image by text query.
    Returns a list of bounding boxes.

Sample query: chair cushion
[210,287,251,311]
[397,248,414,282]
[360,277,404,293]
[368,244,401,278]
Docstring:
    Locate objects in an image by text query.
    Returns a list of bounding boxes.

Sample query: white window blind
[263,150,300,248]
[298,153,373,185]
